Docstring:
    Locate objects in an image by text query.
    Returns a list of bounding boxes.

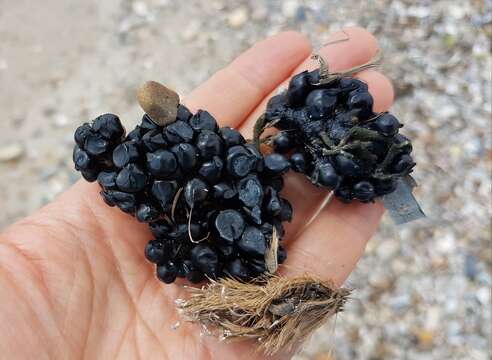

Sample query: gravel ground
[0,0,490,359]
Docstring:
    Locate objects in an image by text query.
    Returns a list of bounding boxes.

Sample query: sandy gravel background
[0,0,490,359]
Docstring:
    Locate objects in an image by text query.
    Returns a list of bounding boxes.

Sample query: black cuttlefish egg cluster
[73,68,417,284]
[73,108,291,284]
[264,69,415,203]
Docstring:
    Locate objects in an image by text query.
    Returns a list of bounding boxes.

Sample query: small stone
[436,232,456,254]
[137,81,180,126]
[228,7,248,28]
[143,59,154,70]
[414,328,434,349]
[0,144,25,162]
[282,0,299,18]
[377,240,400,260]
[294,5,307,22]
[476,286,491,306]
[182,21,200,41]
[424,306,441,330]
[387,294,411,312]
[53,114,69,127]
[132,1,149,17]
[464,253,478,281]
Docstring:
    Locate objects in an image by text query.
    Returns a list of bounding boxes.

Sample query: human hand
[0,27,393,359]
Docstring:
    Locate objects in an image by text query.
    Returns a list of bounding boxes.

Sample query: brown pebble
[137,81,180,126]
[415,328,434,349]
[0,143,25,162]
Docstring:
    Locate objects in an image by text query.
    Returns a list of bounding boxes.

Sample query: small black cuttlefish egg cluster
[73,107,291,284]
[264,69,415,203]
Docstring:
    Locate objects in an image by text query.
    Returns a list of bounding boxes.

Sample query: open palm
[0,27,393,359]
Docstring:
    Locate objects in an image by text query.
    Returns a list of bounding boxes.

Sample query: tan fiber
[177,275,350,355]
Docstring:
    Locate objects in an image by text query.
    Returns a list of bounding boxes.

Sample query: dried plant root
[177,275,350,355]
